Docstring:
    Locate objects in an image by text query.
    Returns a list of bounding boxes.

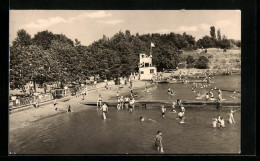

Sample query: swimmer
[124,96,130,109]
[154,131,164,152]
[220,117,225,128]
[140,117,156,122]
[161,105,166,118]
[180,106,185,112]
[172,101,176,113]
[212,118,218,127]
[101,103,108,120]
[177,111,185,123]
[97,94,102,109]
[228,109,236,124]
[176,99,182,106]
[54,99,57,111]
[117,98,121,110]
[129,98,135,112]
[120,96,124,110]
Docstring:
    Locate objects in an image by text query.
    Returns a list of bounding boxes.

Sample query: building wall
[139,67,157,80]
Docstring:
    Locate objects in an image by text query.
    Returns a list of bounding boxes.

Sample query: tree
[197,36,216,48]
[210,26,216,39]
[186,55,195,68]
[194,56,209,69]
[217,28,221,40]
[12,29,32,47]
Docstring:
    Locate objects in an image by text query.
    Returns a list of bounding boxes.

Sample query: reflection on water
[9,107,240,154]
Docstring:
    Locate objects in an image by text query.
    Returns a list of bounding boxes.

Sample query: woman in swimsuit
[154,131,164,152]
[101,103,108,120]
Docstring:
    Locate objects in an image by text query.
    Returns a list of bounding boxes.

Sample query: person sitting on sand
[196,92,202,100]
[161,105,166,118]
[154,131,164,152]
[209,91,214,100]
[97,94,102,109]
[228,109,236,124]
[101,103,108,120]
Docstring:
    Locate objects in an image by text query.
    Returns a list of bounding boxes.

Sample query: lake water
[9,75,241,154]
[9,106,240,154]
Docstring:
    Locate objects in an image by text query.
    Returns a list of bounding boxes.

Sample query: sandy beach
[9,80,149,133]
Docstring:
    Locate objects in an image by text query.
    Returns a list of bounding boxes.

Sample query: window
[150,69,154,74]
[140,71,144,74]
[141,55,144,58]
[145,63,149,67]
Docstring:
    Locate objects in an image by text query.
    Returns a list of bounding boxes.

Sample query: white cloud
[177,25,198,32]
[23,16,67,29]
[215,20,233,28]
[23,11,113,29]
[97,19,123,25]
[199,23,211,31]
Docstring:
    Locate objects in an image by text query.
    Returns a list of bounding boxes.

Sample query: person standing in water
[117,98,121,110]
[54,98,57,111]
[161,105,166,118]
[120,96,124,110]
[228,109,236,124]
[154,131,164,152]
[129,97,135,112]
[101,103,108,120]
[97,94,102,109]
[124,96,130,109]
[172,101,176,113]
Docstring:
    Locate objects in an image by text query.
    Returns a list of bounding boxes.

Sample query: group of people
[212,109,236,128]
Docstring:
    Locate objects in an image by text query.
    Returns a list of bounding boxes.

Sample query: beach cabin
[139,53,157,80]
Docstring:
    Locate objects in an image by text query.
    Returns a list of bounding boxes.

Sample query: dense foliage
[194,56,209,69]
[9,27,240,89]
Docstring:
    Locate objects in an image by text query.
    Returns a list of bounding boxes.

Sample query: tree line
[10,27,240,89]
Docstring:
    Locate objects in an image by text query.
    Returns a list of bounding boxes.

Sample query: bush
[186,63,194,68]
[194,56,209,69]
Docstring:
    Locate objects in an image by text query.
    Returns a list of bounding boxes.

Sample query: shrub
[194,56,209,69]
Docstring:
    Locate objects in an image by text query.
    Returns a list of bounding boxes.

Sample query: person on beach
[67,99,72,113]
[205,93,209,102]
[54,99,57,111]
[116,91,119,99]
[228,109,236,124]
[130,88,133,97]
[120,96,124,110]
[101,103,108,120]
[231,90,237,98]
[154,131,164,152]
[161,105,166,118]
[129,98,135,112]
[196,92,201,99]
[97,94,102,109]
[209,91,214,100]
[218,89,222,101]
[33,99,39,108]
[124,96,130,109]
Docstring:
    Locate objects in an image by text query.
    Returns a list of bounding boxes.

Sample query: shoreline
[9,80,148,133]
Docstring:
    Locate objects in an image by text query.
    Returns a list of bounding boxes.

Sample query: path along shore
[9,80,148,133]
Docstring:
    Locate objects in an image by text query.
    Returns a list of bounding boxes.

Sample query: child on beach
[101,103,108,120]
[161,105,166,118]
[228,109,236,124]
[231,90,237,99]
[97,94,102,109]
[154,131,164,152]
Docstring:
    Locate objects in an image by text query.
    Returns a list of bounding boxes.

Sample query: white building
[139,53,157,80]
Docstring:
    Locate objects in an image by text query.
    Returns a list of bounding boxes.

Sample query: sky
[10,10,241,46]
